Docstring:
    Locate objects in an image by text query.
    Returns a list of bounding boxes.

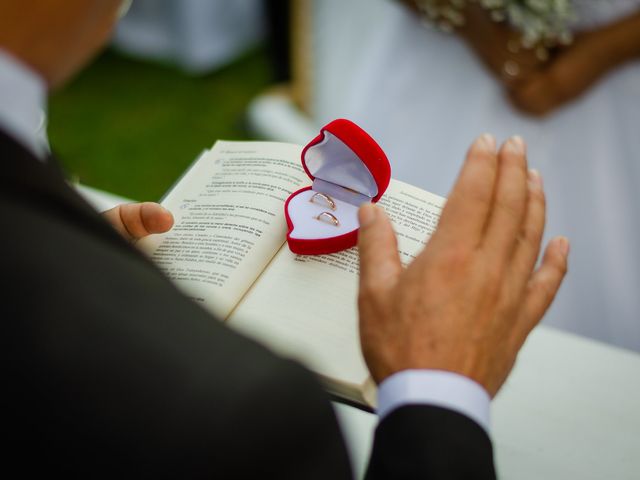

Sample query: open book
[138,141,445,409]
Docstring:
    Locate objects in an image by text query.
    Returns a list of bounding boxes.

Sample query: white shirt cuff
[376,369,491,433]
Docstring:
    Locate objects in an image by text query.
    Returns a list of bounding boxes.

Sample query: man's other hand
[102,202,174,242]
[357,134,569,397]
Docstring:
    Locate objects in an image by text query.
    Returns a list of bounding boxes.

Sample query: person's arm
[402,1,640,115]
[358,134,569,478]
[368,370,494,478]
[400,1,547,84]
[606,10,640,63]
[510,11,640,115]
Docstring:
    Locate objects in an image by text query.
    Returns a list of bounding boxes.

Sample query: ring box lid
[301,119,391,205]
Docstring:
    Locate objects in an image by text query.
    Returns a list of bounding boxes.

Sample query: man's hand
[102,202,174,242]
[357,135,569,397]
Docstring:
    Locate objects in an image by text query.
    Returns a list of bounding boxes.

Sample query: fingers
[357,204,402,293]
[138,202,174,235]
[103,202,174,241]
[521,236,570,332]
[482,136,529,263]
[509,75,555,117]
[435,134,498,247]
[507,169,546,293]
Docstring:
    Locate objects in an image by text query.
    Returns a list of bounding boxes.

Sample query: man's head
[0,0,124,88]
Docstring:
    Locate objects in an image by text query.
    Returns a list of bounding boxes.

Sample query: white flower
[416,0,577,48]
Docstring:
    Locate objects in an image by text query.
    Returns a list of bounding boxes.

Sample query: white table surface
[78,184,640,480]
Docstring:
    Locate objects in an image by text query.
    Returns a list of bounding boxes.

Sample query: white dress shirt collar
[0,49,48,159]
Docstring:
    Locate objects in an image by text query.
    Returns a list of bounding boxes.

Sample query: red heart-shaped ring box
[284,119,391,255]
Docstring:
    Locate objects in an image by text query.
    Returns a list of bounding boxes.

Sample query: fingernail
[507,135,525,154]
[163,207,175,221]
[528,169,542,189]
[478,133,496,152]
[358,203,378,227]
[557,236,570,257]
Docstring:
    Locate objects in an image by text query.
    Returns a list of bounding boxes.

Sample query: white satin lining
[288,189,360,240]
[304,131,378,199]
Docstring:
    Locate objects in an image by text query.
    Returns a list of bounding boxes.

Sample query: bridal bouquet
[418,0,576,48]
[484,0,575,46]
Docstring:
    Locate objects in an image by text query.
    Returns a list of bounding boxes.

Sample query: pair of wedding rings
[310,192,339,227]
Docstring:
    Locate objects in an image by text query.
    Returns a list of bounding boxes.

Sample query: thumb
[357,204,402,291]
[102,202,174,241]
[139,202,174,235]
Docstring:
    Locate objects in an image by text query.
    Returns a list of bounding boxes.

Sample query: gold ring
[310,192,336,210]
[315,211,340,226]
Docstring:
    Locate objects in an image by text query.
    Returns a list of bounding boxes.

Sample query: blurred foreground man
[1,1,569,478]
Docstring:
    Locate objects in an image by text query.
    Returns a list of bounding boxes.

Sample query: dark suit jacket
[1,129,496,479]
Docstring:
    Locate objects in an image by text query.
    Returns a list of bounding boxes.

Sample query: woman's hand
[402,1,545,84]
[508,33,605,116]
[458,3,547,87]
[509,12,640,116]
[102,202,174,242]
[407,1,640,116]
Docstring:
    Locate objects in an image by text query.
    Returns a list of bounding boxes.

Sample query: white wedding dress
[310,0,640,351]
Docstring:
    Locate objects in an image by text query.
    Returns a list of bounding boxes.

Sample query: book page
[228,179,445,395]
[138,141,309,318]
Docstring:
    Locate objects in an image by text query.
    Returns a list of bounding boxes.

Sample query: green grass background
[48,47,271,201]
